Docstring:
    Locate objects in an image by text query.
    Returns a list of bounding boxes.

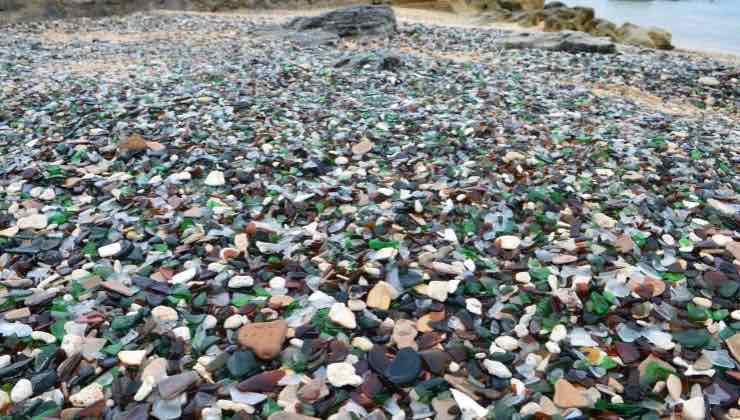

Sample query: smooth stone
[158,371,199,400]
[682,396,706,420]
[61,334,85,357]
[11,378,33,403]
[326,362,363,387]
[426,281,449,302]
[98,242,122,258]
[3,307,31,320]
[390,319,417,351]
[698,76,720,87]
[119,350,147,366]
[223,314,245,329]
[553,379,589,408]
[70,382,104,407]
[367,281,394,310]
[483,359,512,379]
[17,214,48,230]
[726,333,740,364]
[666,374,682,400]
[593,212,617,229]
[204,170,226,186]
[172,326,191,341]
[328,302,356,329]
[550,324,567,342]
[237,320,288,360]
[465,298,482,315]
[152,305,178,323]
[171,268,197,284]
[497,235,521,250]
[228,275,254,288]
[384,347,422,386]
[350,337,373,352]
[142,357,168,383]
[494,335,519,351]
[31,331,56,344]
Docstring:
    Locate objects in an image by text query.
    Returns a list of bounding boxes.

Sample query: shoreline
[151,6,740,63]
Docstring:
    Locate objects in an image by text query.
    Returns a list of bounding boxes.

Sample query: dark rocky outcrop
[285,5,397,37]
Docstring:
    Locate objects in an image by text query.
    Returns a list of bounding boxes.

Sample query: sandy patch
[590,84,703,117]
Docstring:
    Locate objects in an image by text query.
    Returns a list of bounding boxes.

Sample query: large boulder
[285,5,397,37]
[617,22,673,50]
[495,30,616,54]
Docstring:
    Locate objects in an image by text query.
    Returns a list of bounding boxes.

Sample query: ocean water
[556,0,740,55]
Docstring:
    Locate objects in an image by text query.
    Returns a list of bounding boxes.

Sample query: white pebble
[11,379,33,403]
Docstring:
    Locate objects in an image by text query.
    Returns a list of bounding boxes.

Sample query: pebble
[593,212,617,229]
[171,267,197,284]
[69,383,104,407]
[10,378,33,403]
[497,235,521,250]
[553,379,589,408]
[483,359,512,378]
[426,281,449,302]
[494,335,519,351]
[366,281,394,310]
[392,319,419,350]
[683,396,706,420]
[204,170,226,186]
[326,362,363,387]
[550,324,567,342]
[98,242,122,258]
[514,271,531,283]
[237,320,288,360]
[726,333,740,364]
[698,76,720,86]
[328,302,357,329]
[465,298,482,315]
[119,350,147,366]
[31,331,56,344]
[666,374,682,400]
[352,337,374,352]
[692,297,712,308]
[224,314,246,329]
[17,214,48,230]
[152,305,179,323]
[228,275,254,288]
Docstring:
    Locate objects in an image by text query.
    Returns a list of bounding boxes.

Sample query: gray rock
[618,22,673,50]
[285,5,397,38]
[496,31,616,53]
